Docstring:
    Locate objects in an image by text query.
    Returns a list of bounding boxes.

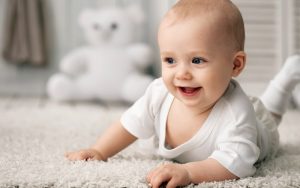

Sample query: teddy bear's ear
[125,4,145,24]
[78,9,96,28]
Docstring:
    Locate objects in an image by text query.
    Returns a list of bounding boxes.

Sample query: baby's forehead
[158,9,236,53]
[164,6,229,27]
[159,9,228,34]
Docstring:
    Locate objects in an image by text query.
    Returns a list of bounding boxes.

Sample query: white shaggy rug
[1,98,300,187]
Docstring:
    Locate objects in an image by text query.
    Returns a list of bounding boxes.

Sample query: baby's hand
[146,163,191,188]
[65,148,105,161]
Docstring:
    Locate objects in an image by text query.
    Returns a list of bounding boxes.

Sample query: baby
[66,0,300,187]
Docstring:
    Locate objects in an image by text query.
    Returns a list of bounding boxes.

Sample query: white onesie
[120,78,279,178]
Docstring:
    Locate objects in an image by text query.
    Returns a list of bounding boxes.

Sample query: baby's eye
[192,57,205,64]
[164,57,175,64]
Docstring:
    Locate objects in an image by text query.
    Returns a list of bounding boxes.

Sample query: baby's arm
[65,121,137,161]
[147,158,238,188]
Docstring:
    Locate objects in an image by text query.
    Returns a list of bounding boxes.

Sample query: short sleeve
[120,78,168,139]
[209,123,260,178]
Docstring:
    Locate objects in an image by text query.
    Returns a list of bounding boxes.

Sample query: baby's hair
[167,0,245,51]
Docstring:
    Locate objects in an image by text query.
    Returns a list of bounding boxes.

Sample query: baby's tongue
[182,87,199,93]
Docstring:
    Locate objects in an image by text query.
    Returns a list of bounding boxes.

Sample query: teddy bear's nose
[110,23,118,31]
[93,24,101,30]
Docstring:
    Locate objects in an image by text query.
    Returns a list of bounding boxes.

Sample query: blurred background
[0,0,299,98]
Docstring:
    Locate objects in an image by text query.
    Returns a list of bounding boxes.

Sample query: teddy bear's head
[79,5,145,46]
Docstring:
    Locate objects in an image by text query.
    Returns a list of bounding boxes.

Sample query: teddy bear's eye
[111,23,118,30]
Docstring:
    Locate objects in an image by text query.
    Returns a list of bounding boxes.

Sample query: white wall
[295,0,300,54]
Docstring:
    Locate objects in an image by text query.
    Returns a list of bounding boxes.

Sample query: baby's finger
[91,155,101,161]
[146,169,155,183]
[166,178,178,188]
[65,152,75,160]
[65,151,74,158]
[89,156,98,161]
[151,171,171,188]
[64,152,69,158]
[147,163,167,183]
[68,154,78,161]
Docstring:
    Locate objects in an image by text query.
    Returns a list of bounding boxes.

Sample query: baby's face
[158,14,238,109]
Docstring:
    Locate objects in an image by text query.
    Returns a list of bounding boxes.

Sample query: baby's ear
[232,51,246,77]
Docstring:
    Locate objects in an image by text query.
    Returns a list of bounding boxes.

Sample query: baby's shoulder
[220,80,257,121]
[143,77,169,115]
[146,77,168,99]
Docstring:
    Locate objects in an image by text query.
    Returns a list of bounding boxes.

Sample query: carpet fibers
[1,98,300,187]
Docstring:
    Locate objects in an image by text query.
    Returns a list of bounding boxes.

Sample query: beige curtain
[2,0,46,66]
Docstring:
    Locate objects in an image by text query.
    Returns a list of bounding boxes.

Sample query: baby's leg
[260,55,300,121]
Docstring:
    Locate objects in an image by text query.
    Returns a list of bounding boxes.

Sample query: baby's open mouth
[179,87,201,95]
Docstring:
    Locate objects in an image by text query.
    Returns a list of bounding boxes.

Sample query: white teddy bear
[47,5,154,103]
[293,86,300,108]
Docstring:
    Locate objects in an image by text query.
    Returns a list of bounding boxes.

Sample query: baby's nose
[175,65,192,80]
